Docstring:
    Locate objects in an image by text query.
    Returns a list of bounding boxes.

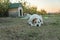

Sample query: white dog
[28,14,43,27]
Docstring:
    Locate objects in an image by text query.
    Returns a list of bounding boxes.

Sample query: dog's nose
[37,24,39,26]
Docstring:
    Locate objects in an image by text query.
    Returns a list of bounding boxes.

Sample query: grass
[0,14,60,40]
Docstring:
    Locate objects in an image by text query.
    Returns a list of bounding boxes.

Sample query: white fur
[28,14,43,27]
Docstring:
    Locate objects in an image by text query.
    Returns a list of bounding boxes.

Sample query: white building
[8,3,24,17]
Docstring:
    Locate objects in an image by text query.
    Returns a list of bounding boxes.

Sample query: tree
[0,0,10,17]
[22,2,28,13]
[28,6,37,14]
[40,9,47,14]
[37,9,47,15]
[19,0,37,15]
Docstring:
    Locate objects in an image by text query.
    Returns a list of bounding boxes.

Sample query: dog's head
[32,18,42,26]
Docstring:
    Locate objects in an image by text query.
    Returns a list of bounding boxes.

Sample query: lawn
[0,14,60,40]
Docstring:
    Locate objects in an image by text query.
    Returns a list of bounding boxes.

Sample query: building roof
[9,3,22,8]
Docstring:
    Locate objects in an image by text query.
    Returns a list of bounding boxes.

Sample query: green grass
[0,14,60,40]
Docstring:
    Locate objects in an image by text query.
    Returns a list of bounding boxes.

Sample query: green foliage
[28,7,37,14]
[37,9,47,15]
[23,6,37,14]
[40,9,47,14]
[0,0,10,17]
